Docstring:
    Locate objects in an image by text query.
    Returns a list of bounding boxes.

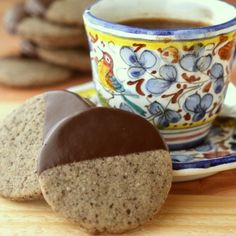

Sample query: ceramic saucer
[68,82,236,182]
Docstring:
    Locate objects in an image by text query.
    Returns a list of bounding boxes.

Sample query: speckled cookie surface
[17,17,87,48]
[46,0,95,26]
[0,57,72,87]
[0,91,93,201]
[40,151,172,234]
[38,108,172,234]
[0,95,45,200]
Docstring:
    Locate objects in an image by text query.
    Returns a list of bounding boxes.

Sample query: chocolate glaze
[25,0,55,16]
[43,91,93,140]
[38,107,168,174]
[4,3,29,34]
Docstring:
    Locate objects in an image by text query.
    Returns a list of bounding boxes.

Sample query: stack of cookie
[1,0,94,87]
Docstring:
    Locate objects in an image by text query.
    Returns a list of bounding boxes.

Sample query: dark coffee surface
[38,107,168,174]
[119,18,210,29]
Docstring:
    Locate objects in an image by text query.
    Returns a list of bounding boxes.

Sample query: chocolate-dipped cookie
[38,108,172,234]
[0,91,93,201]
[0,56,72,87]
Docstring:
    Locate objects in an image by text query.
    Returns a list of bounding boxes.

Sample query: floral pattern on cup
[87,28,236,130]
[120,46,158,78]
[184,93,213,122]
[209,63,225,94]
[171,117,236,166]
[147,101,181,127]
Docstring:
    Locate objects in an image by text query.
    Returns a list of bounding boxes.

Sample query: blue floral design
[145,65,178,96]
[180,46,212,72]
[210,63,224,94]
[184,93,213,122]
[148,101,181,127]
[120,46,158,79]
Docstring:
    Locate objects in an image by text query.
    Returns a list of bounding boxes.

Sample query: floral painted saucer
[68,82,236,182]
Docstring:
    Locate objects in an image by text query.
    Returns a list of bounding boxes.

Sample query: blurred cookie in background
[4,3,29,34]
[17,17,87,48]
[46,0,95,26]
[2,0,94,88]
[0,56,73,87]
[25,0,55,17]
[21,41,91,71]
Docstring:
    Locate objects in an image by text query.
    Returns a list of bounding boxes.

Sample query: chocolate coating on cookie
[4,3,28,34]
[38,107,168,174]
[44,91,93,139]
[25,0,54,16]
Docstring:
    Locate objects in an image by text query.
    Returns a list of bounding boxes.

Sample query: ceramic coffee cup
[83,0,236,150]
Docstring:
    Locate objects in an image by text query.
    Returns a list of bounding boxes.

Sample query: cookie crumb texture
[0,95,45,200]
[39,150,172,234]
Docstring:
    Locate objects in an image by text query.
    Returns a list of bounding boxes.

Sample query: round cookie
[36,48,91,71]
[21,41,91,71]
[0,91,93,200]
[46,0,95,26]
[38,108,172,234]
[17,17,87,49]
[0,56,72,87]
[25,0,55,16]
[4,3,28,34]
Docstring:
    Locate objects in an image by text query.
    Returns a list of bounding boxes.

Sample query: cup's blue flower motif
[148,101,181,127]
[145,65,178,96]
[120,46,158,79]
[180,47,212,72]
[184,93,213,122]
[209,63,224,94]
